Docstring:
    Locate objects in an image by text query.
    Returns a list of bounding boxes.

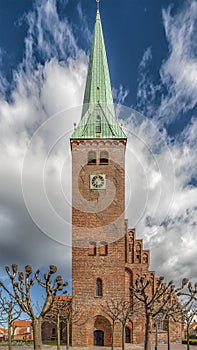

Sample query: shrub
[182,339,197,346]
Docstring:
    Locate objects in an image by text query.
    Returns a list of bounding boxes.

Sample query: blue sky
[0,0,196,300]
[1,0,196,134]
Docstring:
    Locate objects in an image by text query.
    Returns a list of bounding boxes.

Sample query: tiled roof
[0,328,8,334]
[12,320,32,327]
[54,295,72,301]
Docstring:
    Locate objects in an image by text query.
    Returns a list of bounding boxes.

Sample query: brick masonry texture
[71,139,183,346]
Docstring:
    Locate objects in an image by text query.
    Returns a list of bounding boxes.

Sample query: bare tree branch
[0,264,68,350]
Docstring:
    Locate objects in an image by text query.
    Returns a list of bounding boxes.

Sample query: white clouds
[0,0,196,287]
[119,99,197,282]
[139,47,152,71]
[113,85,129,105]
[158,0,197,122]
[25,0,78,64]
[137,120,197,281]
[124,110,175,231]
[131,0,197,282]
[0,48,8,97]
[136,0,197,126]
[40,56,87,116]
[76,3,92,45]
[148,170,162,190]
[149,214,197,281]
[0,0,87,276]
[136,48,161,118]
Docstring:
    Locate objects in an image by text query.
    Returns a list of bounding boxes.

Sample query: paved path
[0,344,189,350]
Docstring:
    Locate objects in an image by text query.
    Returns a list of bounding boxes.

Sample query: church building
[70,2,182,347]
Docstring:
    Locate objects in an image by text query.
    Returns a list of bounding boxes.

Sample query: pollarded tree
[182,303,197,350]
[43,296,70,350]
[58,296,82,350]
[102,298,134,350]
[117,299,133,350]
[102,299,121,350]
[0,291,21,350]
[176,278,197,350]
[0,264,68,350]
[156,295,183,350]
[43,295,81,350]
[176,279,197,304]
[160,279,197,350]
[130,276,176,350]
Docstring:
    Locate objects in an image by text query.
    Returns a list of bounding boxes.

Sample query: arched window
[96,278,103,297]
[96,115,101,134]
[99,241,108,256]
[88,151,96,165]
[100,150,108,165]
[94,330,104,346]
[51,327,56,340]
[125,327,131,343]
[89,241,96,256]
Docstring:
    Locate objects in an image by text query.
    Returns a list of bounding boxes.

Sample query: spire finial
[96,0,100,10]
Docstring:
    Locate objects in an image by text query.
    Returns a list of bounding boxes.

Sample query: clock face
[90,174,106,190]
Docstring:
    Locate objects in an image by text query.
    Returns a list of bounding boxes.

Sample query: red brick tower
[70,4,127,347]
[69,3,184,347]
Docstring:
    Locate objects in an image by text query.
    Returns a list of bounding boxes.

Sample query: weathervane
[96,0,100,10]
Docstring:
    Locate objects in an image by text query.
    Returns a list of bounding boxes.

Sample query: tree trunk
[187,326,190,350]
[66,319,70,350]
[122,324,125,350]
[56,312,61,350]
[111,320,115,350]
[145,314,152,350]
[8,314,12,350]
[167,318,171,350]
[155,323,158,350]
[32,317,43,350]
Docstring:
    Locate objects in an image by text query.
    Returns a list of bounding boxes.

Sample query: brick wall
[71,138,183,346]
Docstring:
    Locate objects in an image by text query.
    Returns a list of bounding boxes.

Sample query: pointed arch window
[89,241,96,256]
[96,278,103,297]
[100,150,108,165]
[96,115,101,134]
[88,151,96,165]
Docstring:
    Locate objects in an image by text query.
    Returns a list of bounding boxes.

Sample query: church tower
[68,2,184,347]
[70,3,127,346]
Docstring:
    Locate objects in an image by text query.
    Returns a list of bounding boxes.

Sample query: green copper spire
[71,5,126,139]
